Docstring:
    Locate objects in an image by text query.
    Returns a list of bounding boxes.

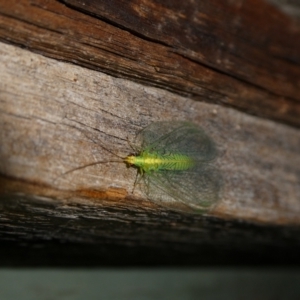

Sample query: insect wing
[136,122,217,162]
[144,164,222,210]
[134,122,222,211]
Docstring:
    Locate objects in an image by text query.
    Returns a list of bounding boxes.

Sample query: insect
[65,121,222,212]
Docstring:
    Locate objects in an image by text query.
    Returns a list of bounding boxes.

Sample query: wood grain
[1,43,300,225]
[1,0,300,265]
[0,0,299,126]
[1,190,300,266]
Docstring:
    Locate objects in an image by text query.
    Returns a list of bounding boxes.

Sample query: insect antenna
[62,139,128,176]
[126,136,139,153]
[63,158,124,176]
[58,126,129,177]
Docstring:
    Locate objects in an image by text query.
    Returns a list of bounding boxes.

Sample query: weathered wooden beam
[1,189,300,266]
[1,0,300,265]
[1,43,299,224]
[0,0,299,127]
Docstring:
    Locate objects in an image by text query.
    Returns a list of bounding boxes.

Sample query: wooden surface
[0,0,300,127]
[269,0,300,21]
[1,0,300,265]
[1,193,300,266]
[1,41,300,222]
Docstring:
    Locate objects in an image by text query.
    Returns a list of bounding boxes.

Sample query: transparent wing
[135,121,217,162]
[142,163,222,211]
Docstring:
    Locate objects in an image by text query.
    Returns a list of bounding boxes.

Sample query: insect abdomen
[128,153,195,172]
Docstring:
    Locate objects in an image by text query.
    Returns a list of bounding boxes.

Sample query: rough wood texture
[269,0,300,20]
[1,191,300,266]
[1,43,300,226]
[0,0,300,127]
[1,0,300,265]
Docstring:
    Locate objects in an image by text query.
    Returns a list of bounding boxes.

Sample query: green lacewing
[66,121,222,211]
